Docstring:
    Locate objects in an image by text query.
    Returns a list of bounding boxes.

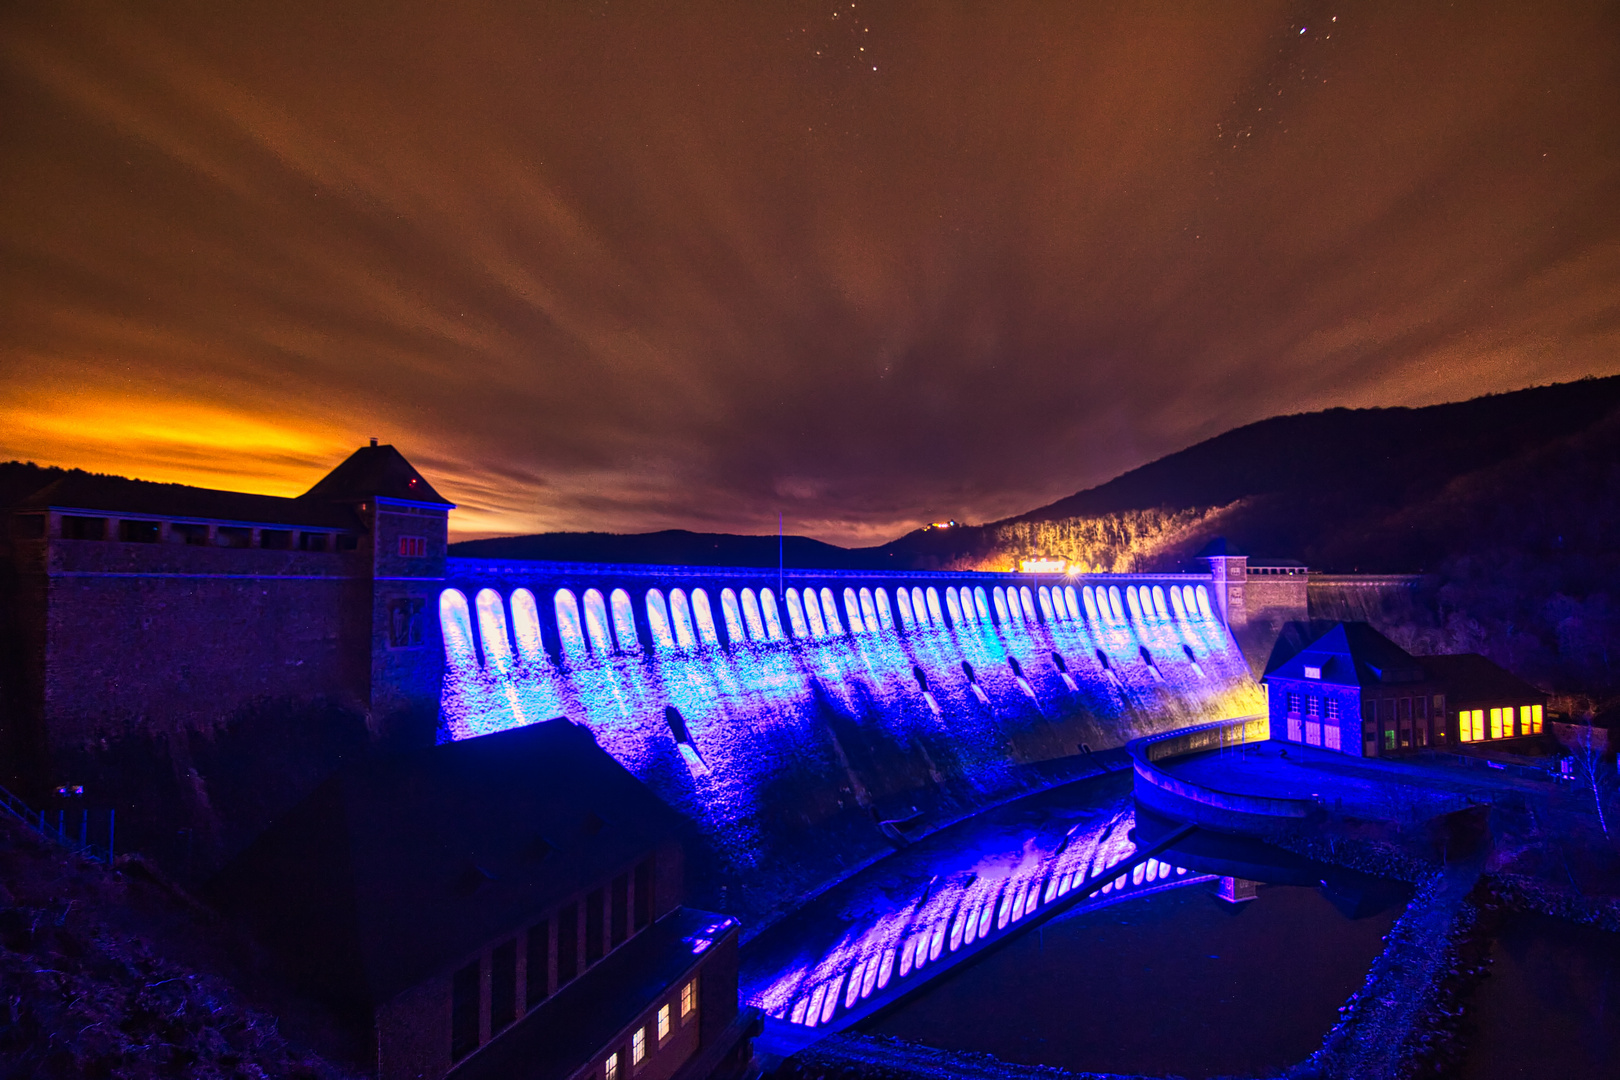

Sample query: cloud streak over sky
[2,1,1618,541]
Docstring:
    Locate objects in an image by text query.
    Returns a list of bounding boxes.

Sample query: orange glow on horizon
[0,390,354,499]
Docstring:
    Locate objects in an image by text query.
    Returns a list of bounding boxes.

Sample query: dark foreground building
[0,442,452,871]
[1265,622,1547,756]
[210,718,756,1080]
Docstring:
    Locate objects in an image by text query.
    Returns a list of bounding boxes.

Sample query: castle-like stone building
[0,443,451,870]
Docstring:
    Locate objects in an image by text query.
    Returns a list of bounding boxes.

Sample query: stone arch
[439,588,477,667]
[510,588,548,666]
[645,589,676,650]
[692,588,721,645]
[821,587,845,634]
[582,589,613,655]
[610,588,640,652]
[554,588,587,661]
[669,589,697,649]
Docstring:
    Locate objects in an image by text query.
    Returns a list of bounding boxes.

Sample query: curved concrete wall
[1129,716,1319,833]
[438,559,1264,926]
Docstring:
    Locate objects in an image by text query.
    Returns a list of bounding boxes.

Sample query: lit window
[680,980,697,1021]
[1325,698,1340,720]
[1529,704,1543,734]
[1324,724,1341,751]
[632,1028,646,1066]
[1304,665,1321,679]
[657,1004,671,1041]
[1287,691,1301,714]
[1307,696,1320,717]
[605,1052,619,1080]
[399,535,427,557]
[1490,708,1504,740]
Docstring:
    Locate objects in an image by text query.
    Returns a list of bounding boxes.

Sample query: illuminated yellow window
[605,1052,620,1080]
[1532,704,1543,733]
[657,1004,671,1041]
[1490,708,1504,740]
[632,1028,646,1066]
[1460,710,1485,742]
[680,980,697,1021]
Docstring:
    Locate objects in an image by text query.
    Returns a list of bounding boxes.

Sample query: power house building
[1265,623,1547,757]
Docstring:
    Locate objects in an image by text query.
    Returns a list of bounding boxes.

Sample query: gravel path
[1294,858,1486,1080]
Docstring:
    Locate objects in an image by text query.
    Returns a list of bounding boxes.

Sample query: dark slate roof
[455,908,737,1080]
[1267,622,1429,687]
[1419,653,1546,706]
[210,719,683,1007]
[302,443,452,507]
[16,473,361,529]
[12,444,451,526]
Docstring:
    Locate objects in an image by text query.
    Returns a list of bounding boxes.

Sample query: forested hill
[452,375,1620,578]
[872,374,1620,575]
[1027,375,1620,524]
[449,528,901,570]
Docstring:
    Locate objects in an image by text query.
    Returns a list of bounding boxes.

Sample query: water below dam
[862,875,1407,1079]
[1459,912,1620,1079]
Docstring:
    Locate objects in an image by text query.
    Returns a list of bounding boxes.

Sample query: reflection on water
[746,806,1209,1030]
[1461,913,1620,1079]
[864,875,1406,1079]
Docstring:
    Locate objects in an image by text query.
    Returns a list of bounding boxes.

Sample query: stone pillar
[1218,877,1258,903]
[1201,553,1249,629]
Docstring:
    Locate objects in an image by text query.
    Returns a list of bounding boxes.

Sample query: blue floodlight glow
[438,562,1262,908]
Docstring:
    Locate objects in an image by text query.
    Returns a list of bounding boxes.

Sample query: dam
[437,560,1264,924]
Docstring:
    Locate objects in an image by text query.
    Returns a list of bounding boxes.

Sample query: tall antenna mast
[778,511,784,601]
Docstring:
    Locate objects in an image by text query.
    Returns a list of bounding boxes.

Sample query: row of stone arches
[439,579,1214,667]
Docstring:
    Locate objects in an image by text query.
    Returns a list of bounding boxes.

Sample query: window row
[1459,704,1544,743]
[451,858,655,1063]
[48,513,358,551]
[1282,691,1341,719]
[440,580,1216,667]
[598,978,698,1080]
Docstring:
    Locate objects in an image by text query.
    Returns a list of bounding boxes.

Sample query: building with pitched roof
[0,442,453,871]
[1264,622,1548,756]
[209,718,754,1080]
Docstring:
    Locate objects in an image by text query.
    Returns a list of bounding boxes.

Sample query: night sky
[3,2,1617,541]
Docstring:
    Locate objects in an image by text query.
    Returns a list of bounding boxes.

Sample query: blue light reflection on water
[748,807,1207,1032]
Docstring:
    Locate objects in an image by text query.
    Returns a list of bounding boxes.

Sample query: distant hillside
[873,375,1620,574]
[450,528,905,570]
[450,376,1620,577]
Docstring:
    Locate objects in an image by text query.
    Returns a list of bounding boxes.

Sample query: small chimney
[369,437,378,447]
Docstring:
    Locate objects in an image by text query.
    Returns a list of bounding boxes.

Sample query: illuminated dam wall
[437,559,1263,925]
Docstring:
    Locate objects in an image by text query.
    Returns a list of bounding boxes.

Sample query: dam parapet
[438,558,1264,929]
